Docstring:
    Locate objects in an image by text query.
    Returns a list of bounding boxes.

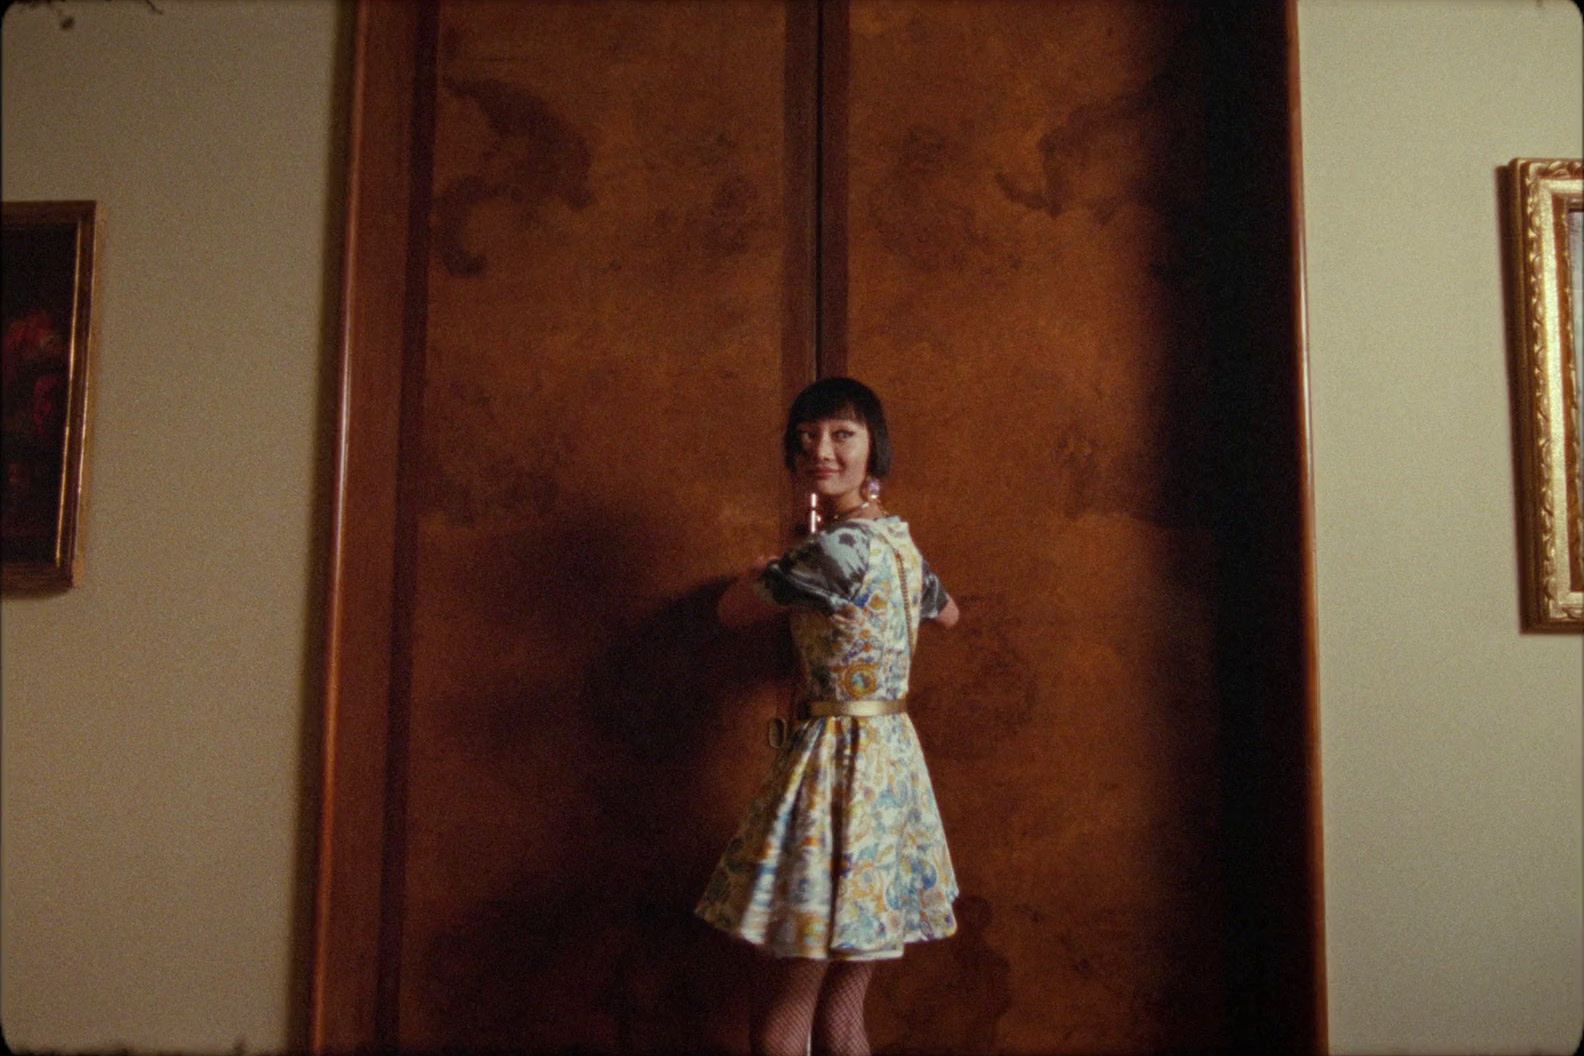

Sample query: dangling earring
[862,476,882,502]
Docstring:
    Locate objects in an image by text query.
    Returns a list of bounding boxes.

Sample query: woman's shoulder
[817,513,905,547]
[782,517,890,565]
[806,519,877,561]
[859,513,912,539]
[829,514,929,560]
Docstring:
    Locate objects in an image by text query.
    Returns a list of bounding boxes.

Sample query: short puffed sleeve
[755,527,872,614]
[919,559,949,621]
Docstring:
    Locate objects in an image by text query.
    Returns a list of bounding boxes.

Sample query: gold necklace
[830,499,881,522]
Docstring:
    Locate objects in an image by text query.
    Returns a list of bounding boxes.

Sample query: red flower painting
[3,201,97,589]
[2,308,71,554]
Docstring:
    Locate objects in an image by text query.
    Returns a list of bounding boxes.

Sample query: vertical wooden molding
[1202,0,1325,1050]
[309,0,426,1049]
[1283,0,1329,1047]
[372,0,440,1045]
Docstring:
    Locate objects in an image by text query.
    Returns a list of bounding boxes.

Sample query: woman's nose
[814,433,835,461]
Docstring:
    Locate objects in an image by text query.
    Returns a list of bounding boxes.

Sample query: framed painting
[1507,158,1582,631]
[2,200,99,592]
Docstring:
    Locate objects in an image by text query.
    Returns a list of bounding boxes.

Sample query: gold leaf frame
[1508,158,1582,630]
[2,200,99,592]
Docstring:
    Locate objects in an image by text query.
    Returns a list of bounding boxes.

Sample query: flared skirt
[695,713,958,960]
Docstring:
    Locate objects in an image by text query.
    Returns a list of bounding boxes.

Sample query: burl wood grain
[846,3,1226,1051]
[396,3,795,1049]
[371,1,1254,1051]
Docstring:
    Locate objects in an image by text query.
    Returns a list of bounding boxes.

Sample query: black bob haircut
[781,377,892,478]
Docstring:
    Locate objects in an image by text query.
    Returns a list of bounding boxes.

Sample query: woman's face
[793,415,870,508]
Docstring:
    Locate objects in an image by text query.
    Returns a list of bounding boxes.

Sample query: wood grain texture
[310,1,1320,1051]
[844,3,1226,1049]
[396,2,795,1049]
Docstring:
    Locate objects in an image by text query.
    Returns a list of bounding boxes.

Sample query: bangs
[788,398,866,430]
[781,377,892,478]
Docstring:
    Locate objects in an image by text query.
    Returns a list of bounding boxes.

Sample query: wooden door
[846,4,1227,1049]
[311,2,1320,1052]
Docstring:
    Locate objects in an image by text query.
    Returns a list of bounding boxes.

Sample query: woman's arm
[717,556,784,628]
[930,594,960,629]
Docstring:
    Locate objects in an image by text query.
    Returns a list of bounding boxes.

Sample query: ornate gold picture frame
[2,200,99,592]
[1507,158,1582,630]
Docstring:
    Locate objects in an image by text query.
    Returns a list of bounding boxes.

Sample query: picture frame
[2,200,99,592]
[1507,158,1582,631]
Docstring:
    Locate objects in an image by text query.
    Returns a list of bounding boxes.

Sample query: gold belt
[803,698,907,718]
[767,699,909,748]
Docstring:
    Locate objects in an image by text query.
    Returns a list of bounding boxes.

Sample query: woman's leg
[750,954,828,1056]
[810,960,876,1056]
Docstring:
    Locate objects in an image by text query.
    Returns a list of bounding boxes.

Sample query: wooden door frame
[309,1,433,1049]
[1200,1,1327,1049]
[305,1,1326,1050]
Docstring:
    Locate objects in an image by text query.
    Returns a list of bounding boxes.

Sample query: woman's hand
[717,556,783,628]
[930,594,960,629]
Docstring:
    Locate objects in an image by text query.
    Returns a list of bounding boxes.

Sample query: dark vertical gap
[1202,0,1322,1051]
[783,0,820,540]
[375,0,441,1046]
[784,0,819,403]
[815,0,849,379]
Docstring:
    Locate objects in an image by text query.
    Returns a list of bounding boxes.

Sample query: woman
[696,377,960,1056]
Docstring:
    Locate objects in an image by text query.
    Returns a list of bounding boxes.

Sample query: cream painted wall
[1,1,344,1050]
[1299,1,1583,1053]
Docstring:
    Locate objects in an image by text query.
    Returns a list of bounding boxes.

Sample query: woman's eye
[834,430,853,441]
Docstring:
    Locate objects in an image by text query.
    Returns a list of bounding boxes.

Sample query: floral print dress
[695,516,959,961]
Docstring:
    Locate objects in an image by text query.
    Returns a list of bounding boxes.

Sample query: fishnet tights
[750,955,876,1056]
[811,961,875,1056]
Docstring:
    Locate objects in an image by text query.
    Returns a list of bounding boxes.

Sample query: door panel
[399,2,799,1049]
[845,3,1223,1049]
